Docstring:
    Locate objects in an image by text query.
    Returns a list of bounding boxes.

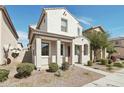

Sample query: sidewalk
[83,67,124,87]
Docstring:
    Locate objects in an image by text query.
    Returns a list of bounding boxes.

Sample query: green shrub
[61,62,70,71]
[108,59,113,64]
[96,59,101,62]
[106,64,113,71]
[87,60,93,66]
[100,59,108,65]
[48,63,59,72]
[15,63,35,78]
[114,62,124,68]
[0,69,10,82]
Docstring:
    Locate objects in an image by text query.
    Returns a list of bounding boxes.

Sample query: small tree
[107,42,116,59]
[84,30,109,62]
[3,44,11,65]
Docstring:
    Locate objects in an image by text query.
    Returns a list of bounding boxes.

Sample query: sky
[6,5,124,47]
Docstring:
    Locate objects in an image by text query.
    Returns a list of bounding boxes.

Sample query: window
[61,18,67,32]
[61,44,64,56]
[42,42,49,56]
[78,27,80,36]
[84,44,88,55]
[75,45,80,55]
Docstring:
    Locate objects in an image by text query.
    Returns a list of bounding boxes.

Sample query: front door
[67,46,71,64]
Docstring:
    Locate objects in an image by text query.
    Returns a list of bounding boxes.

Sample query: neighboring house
[28,7,90,69]
[17,42,23,51]
[83,26,108,61]
[110,37,124,59]
[0,6,19,65]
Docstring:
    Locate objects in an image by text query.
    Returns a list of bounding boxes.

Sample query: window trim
[41,41,51,57]
[61,18,68,32]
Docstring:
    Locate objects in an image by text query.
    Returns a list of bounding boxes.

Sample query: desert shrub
[108,59,113,64]
[96,59,101,62]
[48,63,59,72]
[61,62,70,71]
[106,64,113,71]
[87,60,93,66]
[114,62,124,68]
[100,59,108,65]
[0,69,10,82]
[15,63,35,78]
[54,69,62,77]
[11,52,19,58]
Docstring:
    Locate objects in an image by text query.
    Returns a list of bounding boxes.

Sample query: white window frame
[61,18,68,32]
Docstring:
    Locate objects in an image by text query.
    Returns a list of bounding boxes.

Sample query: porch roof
[29,27,75,44]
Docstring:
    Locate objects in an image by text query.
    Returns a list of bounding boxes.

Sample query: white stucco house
[0,6,19,65]
[28,7,90,69]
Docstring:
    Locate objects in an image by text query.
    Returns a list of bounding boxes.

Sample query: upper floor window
[78,27,80,36]
[84,44,88,55]
[61,18,67,32]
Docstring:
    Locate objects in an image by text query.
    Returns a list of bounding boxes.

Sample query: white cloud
[17,31,28,47]
[77,16,93,26]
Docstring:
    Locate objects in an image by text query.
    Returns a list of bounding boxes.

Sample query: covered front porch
[32,33,75,69]
[31,32,90,69]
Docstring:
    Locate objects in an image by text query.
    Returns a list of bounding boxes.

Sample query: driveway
[83,69,124,87]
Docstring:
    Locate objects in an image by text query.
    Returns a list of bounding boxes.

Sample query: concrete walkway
[83,68,124,87]
[75,64,110,76]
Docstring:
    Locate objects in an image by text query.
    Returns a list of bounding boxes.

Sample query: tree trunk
[93,49,97,63]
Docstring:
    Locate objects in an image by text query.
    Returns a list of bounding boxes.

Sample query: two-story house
[110,37,124,59]
[0,6,19,65]
[28,7,90,69]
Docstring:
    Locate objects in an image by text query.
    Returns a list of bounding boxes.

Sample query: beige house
[110,37,124,59]
[28,7,90,69]
[0,6,19,65]
[83,26,108,61]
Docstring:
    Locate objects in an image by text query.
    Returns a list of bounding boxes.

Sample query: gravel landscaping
[0,63,104,87]
[89,62,123,73]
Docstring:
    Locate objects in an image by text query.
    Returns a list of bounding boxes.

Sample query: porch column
[71,41,75,64]
[56,39,61,65]
[36,38,42,69]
